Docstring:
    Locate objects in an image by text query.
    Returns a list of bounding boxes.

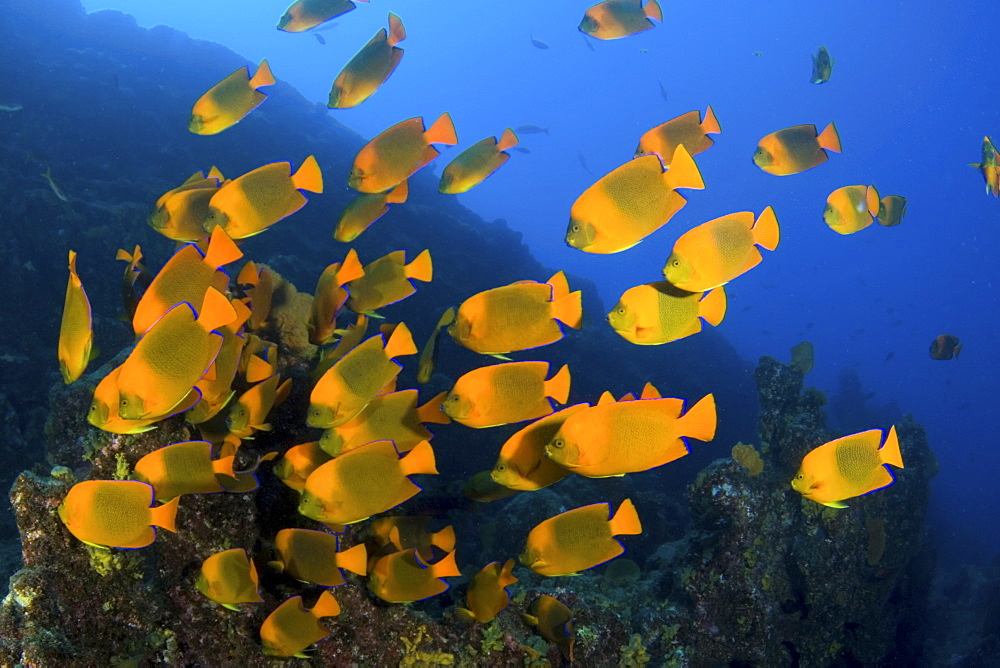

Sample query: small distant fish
[40,166,69,202]
[877,195,907,227]
[810,45,833,84]
[789,341,814,374]
[581,33,595,51]
[657,79,668,102]
[314,33,326,45]
[515,124,549,135]
[958,402,972,411]
[929,334,961,360]
[0,102,23,112]
[577,151,591,174]
[970,136,1000,196]
[512,146,531,154]
[752,50,764,57]
[884,351,895,363]
[530,35,549,49]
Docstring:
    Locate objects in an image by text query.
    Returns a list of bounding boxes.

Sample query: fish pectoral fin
[821,501,849,509]
[488,353,512,361]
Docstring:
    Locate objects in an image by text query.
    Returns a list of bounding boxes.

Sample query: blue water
[80,0,1000,566]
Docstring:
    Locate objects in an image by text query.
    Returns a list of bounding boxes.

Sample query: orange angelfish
[133,440,236,501]
[523,595,575,661]
[334,181,408,243]
[271,528,368,587]
[132,225,243,337]
[57,480,179,549]
[148,175,221,243]
[635,106,721,165]
[348,113,458,193]
[260,591,340,658]
[298,440,437,525]
[566,145,704,254]
[346,249,432,315]
[367,548,460,603]
[307,323,417,428]
[823,185,880,235]
[118,287,237,420]
[490,404,587,491]
[272,441,332,492]
[607,281,726,345]
[439,128,519,194]
[791,426,903,508]
[450,271,582,355]
[520,499,642,576]
[417,307,455,385]
[189,60,275,135]
[115,245,152,324]
[277,0,364,32]
[545,395,716,477]
[187,298,252,424]
[441,361,571,428]
[203,156,323,239]
[328,12,405,109]
[88,365,200,434]
[753,123,842,175]
[368,516,456,563]
[663,206,780,292]
[58,251,93,384]
[579,0,662,40]
[227,373,293,439]
[456,560,518,623]
[318,389,449,457]
[308,249,365,345]
[196,548,263,610]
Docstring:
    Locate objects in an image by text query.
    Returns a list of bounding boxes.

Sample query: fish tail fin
[337,249,366,284]
[115,247,132,262]
[249,59,275,89]
[405,249,433,282]
[498,558,519,587]
[751,206,780,251]
[954,344,963,358]
[879,426,904,469]
[551,290,583,330]
[384,321,417,358]
[546,271,570,300]
[230,298,253,332]
[432,525,457,553]
[865,186,880,216]
[644,0,663,22]
[400,439,438,476]
[640,382,661,399]
[817,122,842,153]
[430,549,461,579]
[679,394,717,442]
[207,165,225,181]
[292,155,324,194]
[214,455,236,478]
[336,543,368,576]
[67,249,78,275]
[310,590,341,619]
[385,180,409,204]
[698,287,727,327]
[497,127,519,152]
[386,12,407,45]
[197,287,239,332]
[245,353,273,383]
[701,105,721,135]
[664,144,705,191]
[425,112,458,146]
[152,496,180,533]
[417,391,451,424]
[545,364,572,404]
[608,498,643,536]
[204,226,243,269]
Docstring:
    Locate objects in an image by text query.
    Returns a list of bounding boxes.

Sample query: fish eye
[617,307,625,314]
[570,224,579,233]
[671,260,680,267]
[551,438,564,449]
[496,464,505,472]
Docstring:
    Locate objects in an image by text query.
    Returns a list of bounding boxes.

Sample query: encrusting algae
[731,442,764,476]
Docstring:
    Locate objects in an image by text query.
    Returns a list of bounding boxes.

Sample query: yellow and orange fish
[520,499,642,576]
[88,365,200,434]
[823,185,880,235]
[133,440,236,501]
[272,441,331,492]
[319,389,448,457]
[260,591,340,657]
[298,439,437,525]
[442,361,571,428]
[970,136,1000,197]
[115,245,152,324]
[307,323,416,428]
[237,261,274,330]
[417,308,455,384]
[449,272,582,355]
[753,123,841,175]
[367,548,460,603]
[334,181,408,243]
[271,528,367,587]
[189,60,275,135]
[663,206,779,292]
[186,298,252,424]
[346,249,432,315]
[545,395,716,477]
[566,145,704,254]
[791,426,903,508]
[635,106,721,166]
[148,175,221,242]
[58,250,93,384]
[348,113,458,193]
[277,0,365,32]
[877,195,907,227]
[456,559,518,623]
[490,404,586,491]
[227,373,292,439]
[328,12,405,109]
[523,595,575,661]
[368,516,456,563]
[203,156,323,239]
[607,281,726,345]
[196,548,263,610]
[439,128,518,194]
[579,0,662,40]
[58,480,179,549]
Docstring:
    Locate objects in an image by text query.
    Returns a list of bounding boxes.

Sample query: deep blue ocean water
[76,0,999,567]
